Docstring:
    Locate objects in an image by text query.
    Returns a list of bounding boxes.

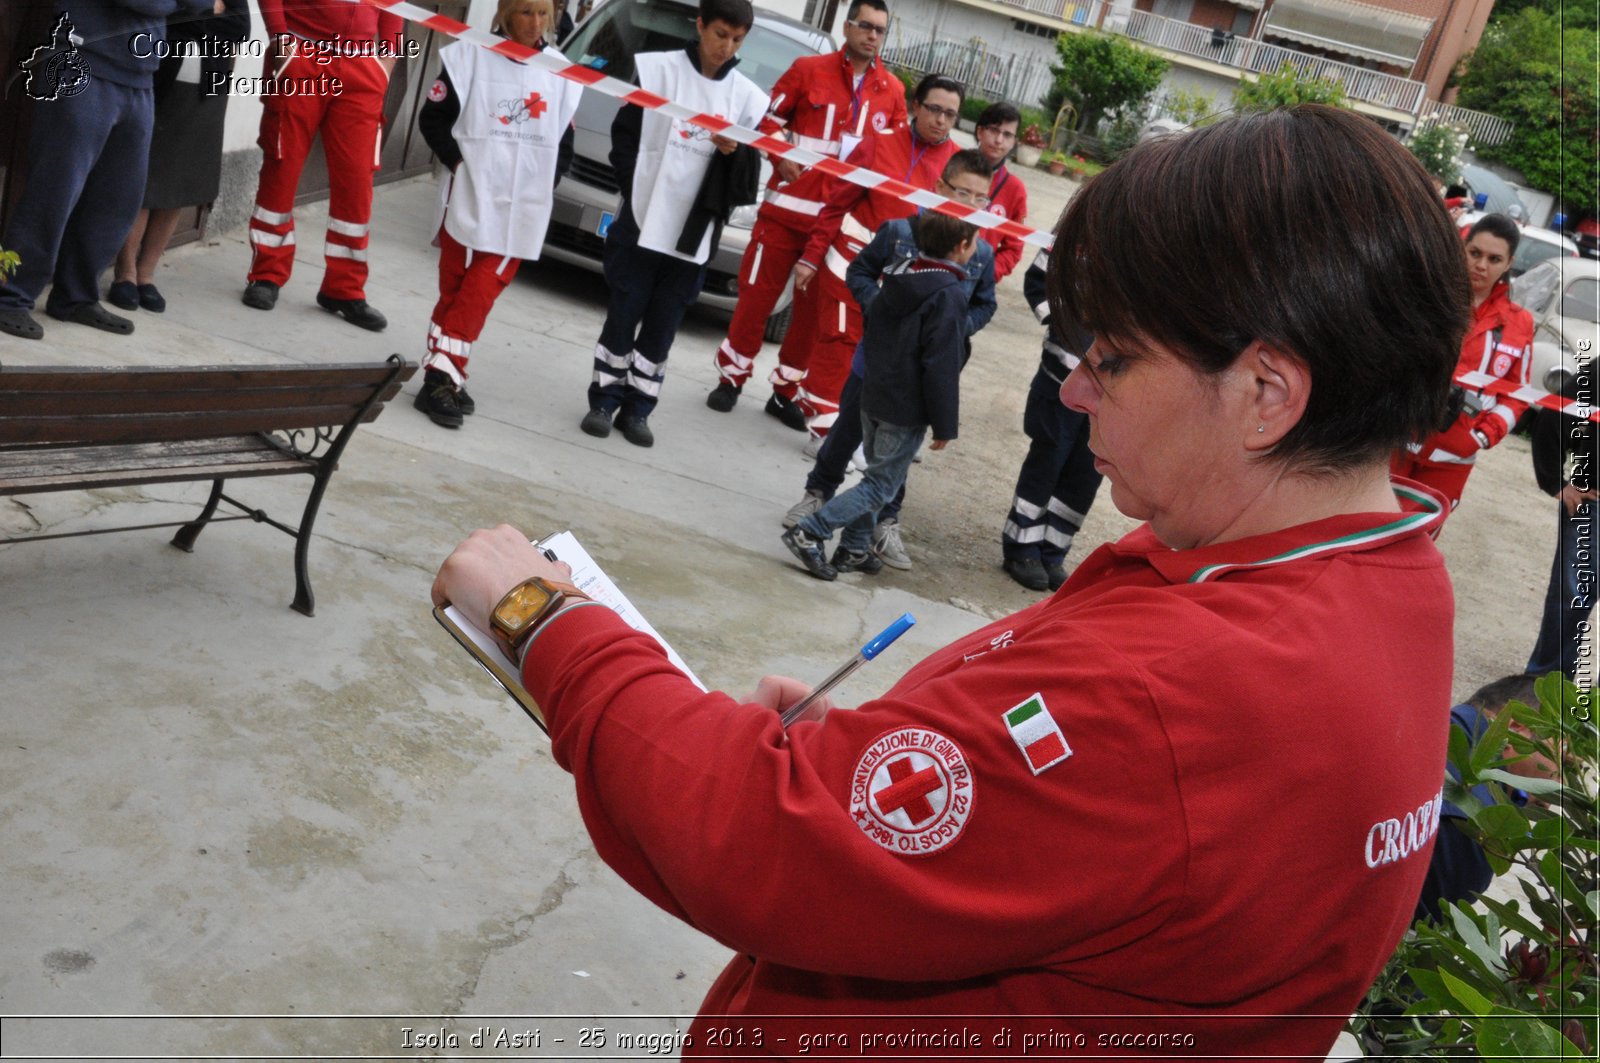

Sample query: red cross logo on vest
[849,726,973,856]
[524,91,547,119]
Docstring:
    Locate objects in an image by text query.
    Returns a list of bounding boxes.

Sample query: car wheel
[763,303,792,344]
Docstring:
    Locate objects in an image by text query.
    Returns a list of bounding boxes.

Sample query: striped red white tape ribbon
[356,0,1050,248]
[357,0,1596,421]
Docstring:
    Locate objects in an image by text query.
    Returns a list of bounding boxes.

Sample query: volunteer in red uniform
[1393,212,1534,511]
[705,0,906,426]
[971,100,1026,282]
[433,106,1468,1056]
[241,0,405,331]
[790,72,963,439]
[411,0,580,428]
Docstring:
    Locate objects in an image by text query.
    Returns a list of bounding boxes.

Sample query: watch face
[494,579,555,635]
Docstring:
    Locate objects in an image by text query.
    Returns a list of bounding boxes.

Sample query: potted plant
[1042,150,1069,176]
[1016,124,1045,168]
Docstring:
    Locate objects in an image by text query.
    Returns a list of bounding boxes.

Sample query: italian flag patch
[1003,693,1071,775]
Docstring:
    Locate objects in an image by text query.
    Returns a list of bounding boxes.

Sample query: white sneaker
[783,490,825,529]
[802,435,822,460]
[872,518,912,570]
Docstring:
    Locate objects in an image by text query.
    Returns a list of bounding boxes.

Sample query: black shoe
[1004,556,1050,591]
[316,291,387,332]
[618,415,654,448]
[241,280,279,310]
[413,370,465,428]
[48,301,133,334]
[782,526,837,581]
[831,545,883,574]
[1045,562,1068,591]
[580,408,614,438]
[706,381,740,412]
[0,308,43,339]
[107,280,139,311]
[765,392,806,432]
[138,283,165,312]
[455,385,476,415]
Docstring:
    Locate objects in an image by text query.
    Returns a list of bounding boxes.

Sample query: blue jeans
[799,415,925,553]
[1527,497,1595,681]
[805,370,904,523]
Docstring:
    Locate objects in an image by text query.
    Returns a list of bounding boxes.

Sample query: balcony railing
[1416,100,1513,148]
[1117,8,1426,113]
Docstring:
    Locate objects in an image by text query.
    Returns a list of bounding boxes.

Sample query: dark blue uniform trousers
[1002,367,1102,568]
[0,78,153,314]
[589,206,707,419]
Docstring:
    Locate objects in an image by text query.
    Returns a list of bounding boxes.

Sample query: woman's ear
[1242,342,1311,452]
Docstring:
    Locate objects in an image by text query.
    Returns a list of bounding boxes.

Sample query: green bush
[1408,123,1468,185]
[1351,673,1597,1057]
[0,248,18,282]
[960,94,991,124]
[1234,61,1349,111]
[1047,30,1167,152]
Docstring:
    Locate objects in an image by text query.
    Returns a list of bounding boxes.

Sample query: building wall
[887,0,1066,77]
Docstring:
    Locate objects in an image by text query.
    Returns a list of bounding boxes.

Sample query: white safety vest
[631,49,768,264]
[436,39,582,260]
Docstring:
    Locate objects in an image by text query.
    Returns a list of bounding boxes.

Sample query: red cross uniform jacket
[520,484,1454,1059]
[258,0,402,50]
[799,128,958,282]
[1412,281,1535,466]
[982,163,1028,282]
[758,51,908,232]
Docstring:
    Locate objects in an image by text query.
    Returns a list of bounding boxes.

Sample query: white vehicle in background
[1513,257,1598,398]
[1458,211,1580,279]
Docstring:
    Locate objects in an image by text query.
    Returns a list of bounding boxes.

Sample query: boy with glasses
[783,150,997,573]
[705,0,906,425]
[971,101,1027,282]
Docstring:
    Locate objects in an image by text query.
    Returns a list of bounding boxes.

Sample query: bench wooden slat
[0,383,390,418]
[3,457,314,495]
[0,436,308,486]
[0,363,406,392]
[0,406,372,447]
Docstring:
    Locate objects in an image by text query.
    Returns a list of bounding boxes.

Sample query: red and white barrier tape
[356,0,1597,421]
[354,0,1050,248]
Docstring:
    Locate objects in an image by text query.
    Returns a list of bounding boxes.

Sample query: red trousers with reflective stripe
[713,214,816,399]
[247,52,387,299]
[795,265,862,438]
[424,226,521,384]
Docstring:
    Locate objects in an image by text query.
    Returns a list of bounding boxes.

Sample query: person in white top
[412,0,582,427]
[580,0,769,449]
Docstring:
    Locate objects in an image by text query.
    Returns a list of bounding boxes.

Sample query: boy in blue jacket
[781,210,977,580]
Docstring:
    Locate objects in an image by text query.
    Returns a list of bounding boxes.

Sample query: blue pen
[781,612,916,727]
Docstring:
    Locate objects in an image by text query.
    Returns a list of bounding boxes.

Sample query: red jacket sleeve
[799,134,877,270]
[1471,304,1535,447]
[521,603,1187,982]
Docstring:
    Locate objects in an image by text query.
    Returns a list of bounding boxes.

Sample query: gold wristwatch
[488,577,588,661]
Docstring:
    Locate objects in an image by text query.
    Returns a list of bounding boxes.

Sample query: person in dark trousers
[781,210,978,580]
[0,0,208,340]
[781,150,997,573]
[580,0,768,448]
[1000,248,1105,591]
[1526,370,1596,681]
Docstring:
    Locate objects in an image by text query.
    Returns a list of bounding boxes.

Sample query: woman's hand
[792,262,816,293]
[1560,482,1597,515]
[747,674,835,725]
[431,524,572,633]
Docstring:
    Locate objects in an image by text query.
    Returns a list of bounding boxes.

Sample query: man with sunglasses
[705,0,906,425]
[788,72,964,440]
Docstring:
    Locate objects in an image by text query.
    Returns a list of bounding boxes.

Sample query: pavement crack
[443,864,580,1015]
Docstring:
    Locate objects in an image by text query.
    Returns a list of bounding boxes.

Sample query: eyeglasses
[919,103,959,122]
[940,186,990,207]
[845,19,888,35]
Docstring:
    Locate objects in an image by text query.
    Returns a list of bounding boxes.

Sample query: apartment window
[1011,18,1059,39]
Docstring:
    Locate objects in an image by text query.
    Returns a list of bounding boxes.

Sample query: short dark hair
[700,0,753,31]
[1467,674,1540,716]
[1468,213,1522,258]
[941,148,993,186]
[1049,104,1470,472]
[976,101,1020,130]
[914,211,976,260]
[847,0,888,20]
[912,73,964,106]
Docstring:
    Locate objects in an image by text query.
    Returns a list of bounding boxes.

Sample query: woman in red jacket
[1393,212,1535,510]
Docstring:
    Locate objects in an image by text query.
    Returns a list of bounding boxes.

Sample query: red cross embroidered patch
[849,727,972,856]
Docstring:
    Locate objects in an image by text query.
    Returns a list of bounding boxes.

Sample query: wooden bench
[0,356,416,616]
